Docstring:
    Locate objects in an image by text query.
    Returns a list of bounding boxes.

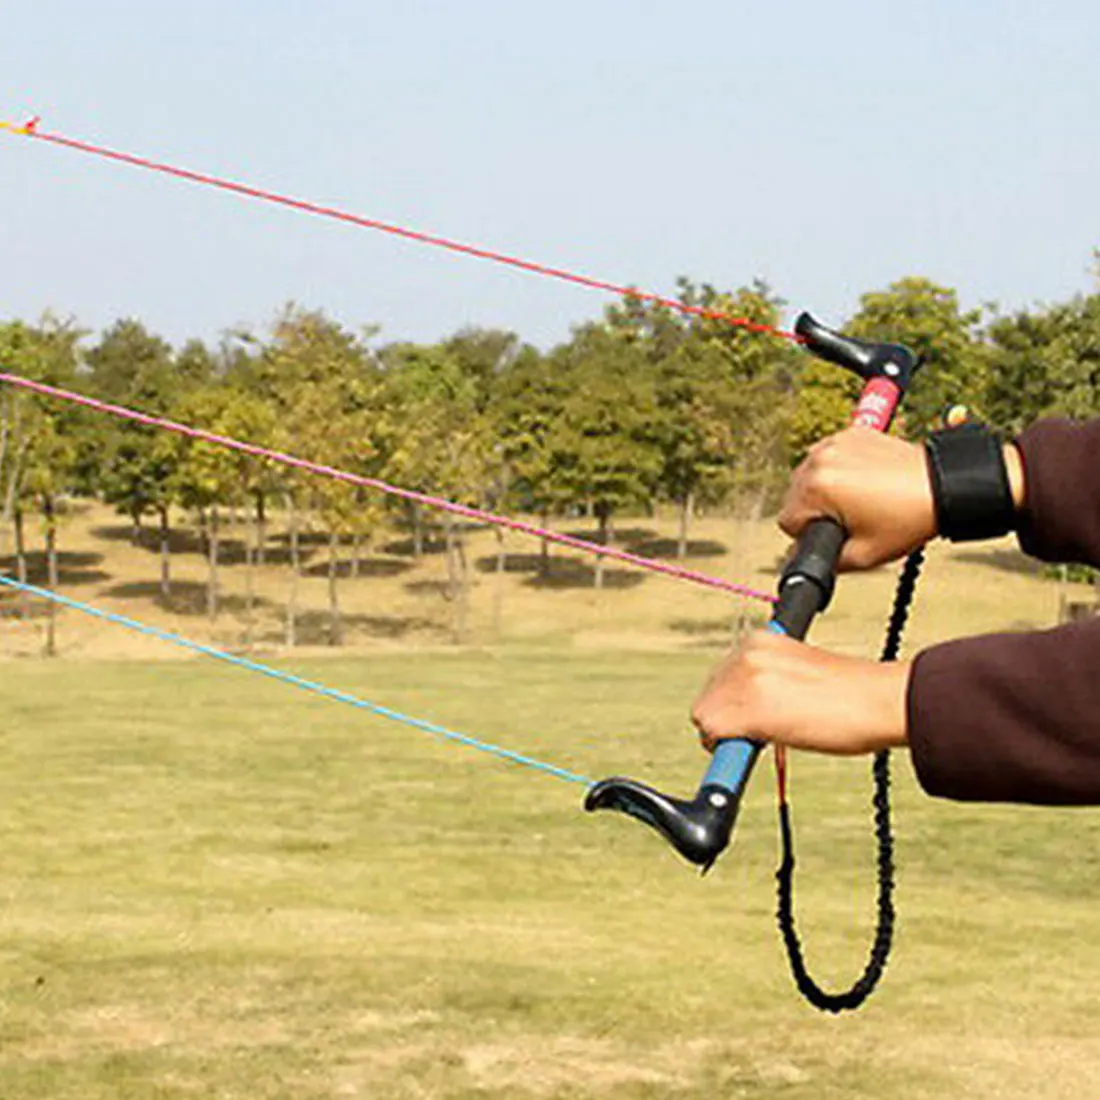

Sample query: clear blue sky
[2,1,1097,349]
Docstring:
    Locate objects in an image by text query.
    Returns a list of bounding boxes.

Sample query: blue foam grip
[699,619,789,795]
[703,738,760,793]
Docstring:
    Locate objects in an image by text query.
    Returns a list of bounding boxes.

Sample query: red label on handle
[851,377,902,432]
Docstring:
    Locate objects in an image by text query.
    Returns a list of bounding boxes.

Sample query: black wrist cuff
[925,423,1016,542]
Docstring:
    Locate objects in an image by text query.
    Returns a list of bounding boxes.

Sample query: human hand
[778,427,936,571]
[690,630,910,756]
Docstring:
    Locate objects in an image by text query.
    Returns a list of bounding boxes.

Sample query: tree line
[2,269,1099,653]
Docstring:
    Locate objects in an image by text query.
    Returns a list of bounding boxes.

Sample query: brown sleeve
[909,620,1100,804]
[1014,418,1100,566]
[908,417,1100,803]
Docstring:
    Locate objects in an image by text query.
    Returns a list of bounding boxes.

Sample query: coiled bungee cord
[776,547,924,1011]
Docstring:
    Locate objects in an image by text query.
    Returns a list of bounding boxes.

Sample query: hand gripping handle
[584,312,918,870]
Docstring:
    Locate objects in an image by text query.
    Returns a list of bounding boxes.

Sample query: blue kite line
[0,574,593,788]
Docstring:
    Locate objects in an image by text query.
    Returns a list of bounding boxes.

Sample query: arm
[909,416,1100,802]
[692,417,1100,806]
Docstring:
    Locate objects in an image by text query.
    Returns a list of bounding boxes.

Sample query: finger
[836,541,866,573]
[778,482,822,536]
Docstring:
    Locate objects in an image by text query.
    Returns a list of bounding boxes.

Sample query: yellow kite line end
[0,116,40,136]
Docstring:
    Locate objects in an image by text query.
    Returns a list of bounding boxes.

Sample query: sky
[1,0,1098,351]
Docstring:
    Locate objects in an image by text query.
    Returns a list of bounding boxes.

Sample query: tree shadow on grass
[291,609,440,645]
[302,557,413,581]
[381,523,487,558]
[269,530,335,550]
[380,535,448,557]
[561,525,659,546]
[469,552,645,591]
[92,523,305,567]
[101,579,277,617]
[626,536,728,560]
[473,552,548,577]
[404,579,455,598]
[0,551,110,588]
[92,523,202,553]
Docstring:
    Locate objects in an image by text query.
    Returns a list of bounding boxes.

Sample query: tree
[649,283,799,550]
[1040,293,1100,422]
[167,382,277,628]
[252,306,381,646]
[378,341,494,635]
[492,344,567,576]
[84,319,186,596]
[543,324,663,587]
[0,317,84,652]
[983,302,1076,435]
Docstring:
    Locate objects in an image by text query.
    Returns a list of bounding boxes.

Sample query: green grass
[3,650,1100,1098]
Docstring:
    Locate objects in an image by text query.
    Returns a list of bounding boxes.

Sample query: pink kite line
[0,371,777,604]
[4,120,803,344]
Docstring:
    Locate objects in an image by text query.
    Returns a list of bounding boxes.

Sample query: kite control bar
[584,311,919,870]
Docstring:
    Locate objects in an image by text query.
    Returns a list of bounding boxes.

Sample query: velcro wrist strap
[925,423,1016,542]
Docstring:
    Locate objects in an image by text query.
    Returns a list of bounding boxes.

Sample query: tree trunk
[285,492,300,648]
[442,513,469,643]
[327,529,342,646]
[4,444,28,534]
[444,513,458,602]
[130,506,143,547]
[243,502,257,650]
[255,491,267,569]
[410,501,424,558]
[492,526,506,639]
[13,506,27,619]
[453,523,469,643]
[351,531,362,579]
[730,497,758,642]
[2,402,27,526]
[594,505,612,590]
[206,507,220,621]
[43,494,58,657]
[677,491,695,560]
[539,511,551,579]
[158,505,172,600]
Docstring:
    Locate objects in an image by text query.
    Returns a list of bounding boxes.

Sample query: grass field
[4,647,1100,1099]
[2,504,1100,1097]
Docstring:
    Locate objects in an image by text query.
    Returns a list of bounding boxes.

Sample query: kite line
[0,116,802,342]
[0,370,776,604]
[0,573,593,787]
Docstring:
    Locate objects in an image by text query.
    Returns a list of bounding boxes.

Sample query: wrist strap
[925,423,1016,542]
